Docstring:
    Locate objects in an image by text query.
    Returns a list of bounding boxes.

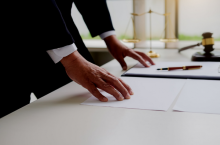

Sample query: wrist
[104,35,117,44]
[104,35,119,50]
[60,51,81,68]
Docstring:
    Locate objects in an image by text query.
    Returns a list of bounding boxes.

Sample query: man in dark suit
[1,0,154,118]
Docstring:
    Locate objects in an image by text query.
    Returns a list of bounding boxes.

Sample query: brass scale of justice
[123,9,178,58]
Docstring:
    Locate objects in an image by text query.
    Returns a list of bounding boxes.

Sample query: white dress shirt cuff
[99,30,116,40]
[46,43,77,64]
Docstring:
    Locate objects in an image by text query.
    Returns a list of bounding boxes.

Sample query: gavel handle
[178,43,202,53]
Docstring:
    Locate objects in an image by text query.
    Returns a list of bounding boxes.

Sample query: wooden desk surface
[1,49,220,145]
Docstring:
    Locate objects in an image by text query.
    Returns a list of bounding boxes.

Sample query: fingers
[86,68,133,101]
[100,73,131,99]
[126,51,150,67]
[117,57,127,70]
[87,84,108,102]
[118,78,134,95]
[135,51,155,65]
[102,69,134,96]
[95,78,125,101]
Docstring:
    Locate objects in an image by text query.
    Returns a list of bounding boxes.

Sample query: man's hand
[104,35,155,70]
[61,51,133,102]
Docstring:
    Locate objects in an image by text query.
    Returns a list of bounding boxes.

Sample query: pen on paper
[157,65,202,71]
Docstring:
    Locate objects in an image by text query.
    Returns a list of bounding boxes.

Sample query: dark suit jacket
[4,0,114,59]
[0,0,116,118]
[2,0,114,98]
[40,0,115,51]
[55,0,115,63]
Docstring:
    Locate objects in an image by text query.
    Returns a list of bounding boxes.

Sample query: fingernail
[118,96,124,101]
[126,94,131,99]
[130,90,134,95]
[123,66,127,70]
[101,97,108,102]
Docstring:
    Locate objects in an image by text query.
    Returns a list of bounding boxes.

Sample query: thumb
[117,57,127,70]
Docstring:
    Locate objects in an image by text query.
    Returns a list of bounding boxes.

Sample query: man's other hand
[104,35,155,70]
[61,51,133,102]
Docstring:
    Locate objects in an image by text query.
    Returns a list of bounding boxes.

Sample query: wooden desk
[1,49,220,145]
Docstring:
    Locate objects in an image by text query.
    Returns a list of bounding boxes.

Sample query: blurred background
[65,0,220,65]
[71,0,220,41]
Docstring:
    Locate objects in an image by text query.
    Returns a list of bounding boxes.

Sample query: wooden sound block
[192,51,220,61]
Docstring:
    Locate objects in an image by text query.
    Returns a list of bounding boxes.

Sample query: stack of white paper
[173,79,220,114]
[82,62,220,114]
[123,62,220,80]
[81,77,186,111]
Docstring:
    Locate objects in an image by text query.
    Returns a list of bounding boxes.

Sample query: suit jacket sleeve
[31,0,74,51]
[73,0,115,37]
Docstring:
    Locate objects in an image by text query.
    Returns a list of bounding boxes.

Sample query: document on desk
[122,62,220,80]
[81,77,186,111]
[173,79,220,114]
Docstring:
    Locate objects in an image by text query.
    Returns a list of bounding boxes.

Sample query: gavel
[178,32,220,61]
[178,32,214,53]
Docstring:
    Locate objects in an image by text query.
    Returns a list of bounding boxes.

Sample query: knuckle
[118,77,123,82]
[88,87,97,94]
[111,77,118,82]
[102,68,107,72]
[127,48,133,52]
[107,72,113,76]
[132,53,139,58]
[125,49,133,54]
[102,83,111,88]
[82,81,93,88]
[115,79,121,84]
[91,68,103,78]
[118,78,123,82]
[137,55,142,60]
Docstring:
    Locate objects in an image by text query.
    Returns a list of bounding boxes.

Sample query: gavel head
[202,32,214,53]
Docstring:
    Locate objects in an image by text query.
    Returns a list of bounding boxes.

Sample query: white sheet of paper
[81,77,186,111]
[124,62,220,78]
[173,79,220,114]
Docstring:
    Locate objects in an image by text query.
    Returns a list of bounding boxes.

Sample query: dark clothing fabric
[1,56,71,118]
[55,0,115,62]
[1,0,114,118]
